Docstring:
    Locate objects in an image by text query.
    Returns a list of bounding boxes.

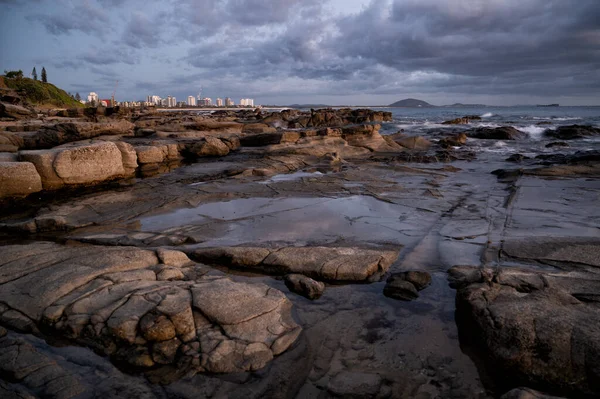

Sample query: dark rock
[394,136,431,150]
[239,132,284,147]
[467,126,525,140]
[22,120,134,150]
[401,270,432,290]
[545,142,569,148]
[384,270,431,300]
[501,388,565,399]
[0,102,35,120]
[506,153,530,163]
[284,274,325,299]
[383,279,418,300]
[544,125,600,140]
[442,115,481,125]
[450,265,600,397]
[439,133,468,148]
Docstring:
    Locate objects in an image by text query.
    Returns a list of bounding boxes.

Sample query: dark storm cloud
[28,1,109,35]
[79,46,138,65]
[11,0,600,102]
[324,0,600,94]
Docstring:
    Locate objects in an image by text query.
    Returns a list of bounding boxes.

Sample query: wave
[480,112,494,118]
[517,124,554,140]
[531,116,582,121]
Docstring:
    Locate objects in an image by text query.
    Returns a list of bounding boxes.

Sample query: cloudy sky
[1,0,599,105]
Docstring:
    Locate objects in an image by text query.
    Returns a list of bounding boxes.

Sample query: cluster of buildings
[82,91,257,109]
[146,94,256,108]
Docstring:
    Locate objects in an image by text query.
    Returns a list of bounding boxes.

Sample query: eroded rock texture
[0,242,301,374]
[191,246,400,282]
[450,266,600,397]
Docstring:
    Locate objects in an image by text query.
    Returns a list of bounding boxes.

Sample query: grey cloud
[79,46,138,65]
[179,0,600,98]
[29,1,109,35]
[122,11,166,49]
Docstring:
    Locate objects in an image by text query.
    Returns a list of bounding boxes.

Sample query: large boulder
[341,124,401,152]
[0,242,301,373]
[22,120,135,149]
[450,266,600,397]
[53,142,125,185]
[544,125,600,140]
[0,102,35,120]
[191,246,400,281]
[0,131,24,152]
[190,137,230,157]
[19,142,127,189]
[0,162,42,198]
[467,126,525,140]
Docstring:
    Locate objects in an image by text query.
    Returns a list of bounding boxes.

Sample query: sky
[1,0,599,106]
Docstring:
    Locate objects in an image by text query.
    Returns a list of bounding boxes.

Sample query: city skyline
[2,1,600,106]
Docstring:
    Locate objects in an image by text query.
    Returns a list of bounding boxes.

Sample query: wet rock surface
[450,265,600,397]
[0,242,300,376]
[284,274,325,300]
[192,246,399,282]
[0,107,599,398]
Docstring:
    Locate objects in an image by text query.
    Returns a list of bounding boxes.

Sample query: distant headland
[388,98,434,107]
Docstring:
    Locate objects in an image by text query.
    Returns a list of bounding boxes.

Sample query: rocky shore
[0,99,599,398]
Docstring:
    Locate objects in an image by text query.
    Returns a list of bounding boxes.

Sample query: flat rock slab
[502,237,600,268]
[0,242,300,373]
[449,265,600,397]
[191,246,400,281]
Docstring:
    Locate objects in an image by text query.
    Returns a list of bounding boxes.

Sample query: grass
[1,76,83,108]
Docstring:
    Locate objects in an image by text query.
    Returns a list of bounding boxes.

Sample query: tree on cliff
[4,70,23,79]
[32,67,37,80]
[41,67,47,83]
[75,92,81,101]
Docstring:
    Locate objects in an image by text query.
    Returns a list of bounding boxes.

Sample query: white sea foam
[480,112,494,118]
[518,125,555,140]
[473,123,501,128]
[532,116,582,121]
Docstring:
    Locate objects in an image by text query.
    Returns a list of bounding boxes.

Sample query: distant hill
[388,98,434,107]
[1,76,82,108]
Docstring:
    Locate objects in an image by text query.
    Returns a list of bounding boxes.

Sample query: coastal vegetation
[1,72,82,108]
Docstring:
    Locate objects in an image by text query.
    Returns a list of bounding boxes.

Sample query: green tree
[4,70,23,79]
[41,67,47,83]
[75,92,81,101]
[32,67,37,80]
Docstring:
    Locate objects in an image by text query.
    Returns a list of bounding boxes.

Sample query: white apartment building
[187,96,196,106]
[146,95,161,105]
[225,97,234,107]
[87,92,99,104]
[166,96,177,107]
[240,98,254,107]
[216,98,223,107]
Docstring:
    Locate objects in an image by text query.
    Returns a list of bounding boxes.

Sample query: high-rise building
[87,92,99,104]
[216,98,223,107]
[225,97,234,107]
[147,95,162,105]
[187,96,196,106]
[201,97,212,106]
[240,98,254,107]
[167,96,176,107]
